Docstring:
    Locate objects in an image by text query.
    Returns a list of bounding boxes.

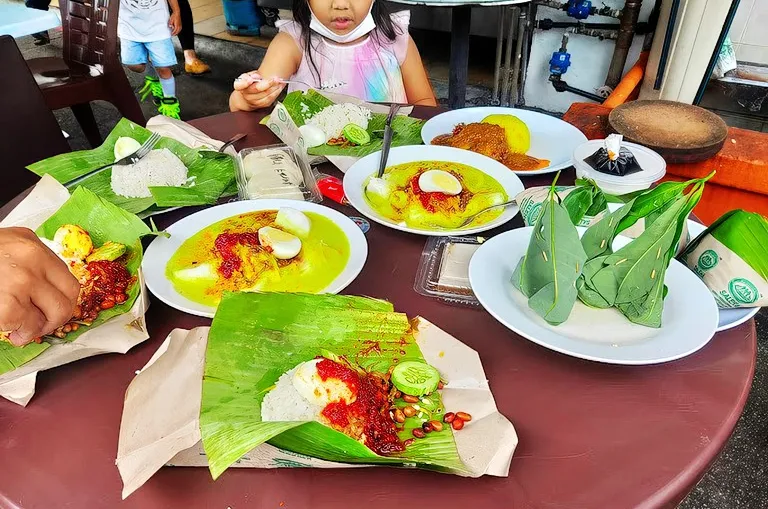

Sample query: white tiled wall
[730,0,768,65]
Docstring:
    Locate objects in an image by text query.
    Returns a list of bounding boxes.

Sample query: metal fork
[236,73,346,91]
[65,132,161,189]
[456,199,517,228]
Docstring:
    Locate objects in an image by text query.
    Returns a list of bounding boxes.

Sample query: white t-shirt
[118,0,171,42]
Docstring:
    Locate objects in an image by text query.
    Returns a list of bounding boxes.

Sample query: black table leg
[449,5,472,109]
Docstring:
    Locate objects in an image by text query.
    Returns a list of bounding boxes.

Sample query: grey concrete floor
[16,31,768,508]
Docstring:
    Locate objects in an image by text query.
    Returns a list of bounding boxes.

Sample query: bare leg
[126,63,146,73]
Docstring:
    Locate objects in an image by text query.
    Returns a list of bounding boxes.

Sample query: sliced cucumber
[342,123,371,146]
[392,361,440,396]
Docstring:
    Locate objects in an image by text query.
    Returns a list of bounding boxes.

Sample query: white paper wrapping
[0,175,150,406]
[265,92,414,173]
[116,318,518,499]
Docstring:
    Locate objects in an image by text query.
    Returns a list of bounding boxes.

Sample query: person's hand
[0,228,80,347]
[231,71,286,111]
[169,11,182,36]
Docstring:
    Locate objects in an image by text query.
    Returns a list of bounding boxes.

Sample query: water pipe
[535,0,622,19]
[605,0,644,88]
[603,50,649,108]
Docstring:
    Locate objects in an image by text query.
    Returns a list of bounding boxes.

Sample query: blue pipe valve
[549,35,571,76]
[566,0,592,20]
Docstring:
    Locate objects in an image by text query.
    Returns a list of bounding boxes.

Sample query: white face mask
[309,3,376,44]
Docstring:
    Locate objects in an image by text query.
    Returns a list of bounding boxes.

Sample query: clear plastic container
[236,144,322,203]
[573,139,666,195]
[414,236,485,307]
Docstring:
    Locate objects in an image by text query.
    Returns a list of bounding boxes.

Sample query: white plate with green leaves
[469,227,719,365]
[27,119,237,217]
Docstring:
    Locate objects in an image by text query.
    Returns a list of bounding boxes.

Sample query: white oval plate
[469,227,719,365]
[420,107,588,176]
[143,200,368,318]
[687,220,760,331]
[343,145,524,237]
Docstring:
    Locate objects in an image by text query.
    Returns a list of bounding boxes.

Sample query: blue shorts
[120,39,177,68]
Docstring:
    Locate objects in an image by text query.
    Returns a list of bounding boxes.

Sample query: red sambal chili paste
[75,260,132,322]
[214,232,260,278]
[316,358,405,455]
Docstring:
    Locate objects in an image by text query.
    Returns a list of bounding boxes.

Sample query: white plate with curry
[421,107,588,176]
[143,200,368,317]
[343,145,525,237]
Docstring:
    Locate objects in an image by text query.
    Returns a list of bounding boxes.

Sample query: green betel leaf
[615,180,690,235]
[27,118,236,215]
[561,186,594,225]
[513,180,587,325]
[36,187,151,342]
[200,292,465,480]
[576,256,612,309]
[592,196,687,306]
[581,200,634,260]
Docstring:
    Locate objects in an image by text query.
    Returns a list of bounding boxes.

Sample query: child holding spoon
[229,0,437,110]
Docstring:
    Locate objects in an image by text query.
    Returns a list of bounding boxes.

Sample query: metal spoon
[456,199,517,228]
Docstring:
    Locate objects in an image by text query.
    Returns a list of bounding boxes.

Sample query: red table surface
[0,109,756,509]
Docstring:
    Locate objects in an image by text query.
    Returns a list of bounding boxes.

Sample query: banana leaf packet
[576,173,714,328]
[679,209,768,308]
[516,178,608,228]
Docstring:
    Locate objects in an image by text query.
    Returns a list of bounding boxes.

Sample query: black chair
[0,35,70,205]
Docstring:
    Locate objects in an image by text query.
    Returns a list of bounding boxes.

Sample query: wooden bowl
[608,100,728,164]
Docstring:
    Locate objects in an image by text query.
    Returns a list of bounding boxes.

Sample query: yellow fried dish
[364,161,508,230]
[166,209,350,306]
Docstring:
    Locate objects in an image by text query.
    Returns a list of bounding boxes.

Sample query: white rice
[110,148,188,198]
[307,103,372,139]
[261,367,322,422]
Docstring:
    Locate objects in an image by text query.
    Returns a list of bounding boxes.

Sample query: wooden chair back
[60,0,122,75]
[0,36,70,204]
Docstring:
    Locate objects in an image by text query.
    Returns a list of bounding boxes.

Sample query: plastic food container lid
[573,139,666,189]
[414,236,485,307]
[235,144,322,203]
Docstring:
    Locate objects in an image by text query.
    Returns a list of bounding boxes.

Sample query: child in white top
[230,0,436,110]
[119,0,183,119]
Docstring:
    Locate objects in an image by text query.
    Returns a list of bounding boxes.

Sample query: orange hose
[603,51,650,109]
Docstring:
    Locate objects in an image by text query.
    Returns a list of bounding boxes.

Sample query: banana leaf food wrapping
[117,293,517,498]
[514,173,712,328]
[584,134,642,177]
[27,118,237,217]
[679,209,768,308]
[265,90,421,171]
[0,177,151,405]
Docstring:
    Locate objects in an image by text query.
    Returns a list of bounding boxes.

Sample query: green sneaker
[138,76,163,102]
[157,97,181,119]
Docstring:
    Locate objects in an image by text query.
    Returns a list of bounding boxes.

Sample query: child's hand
[169,11,182,36]
[231,72,286,111]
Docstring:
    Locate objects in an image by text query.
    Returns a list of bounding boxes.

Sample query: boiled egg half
[113,137,142,161]
[418,170,462,196]
[258,226,302,260]
[275,207,311,238]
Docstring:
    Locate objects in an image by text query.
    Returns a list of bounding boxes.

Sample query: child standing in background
[230,0,436,110]
[119,0,183,119]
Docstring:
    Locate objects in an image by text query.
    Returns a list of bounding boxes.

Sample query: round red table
[0,109,756,509]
